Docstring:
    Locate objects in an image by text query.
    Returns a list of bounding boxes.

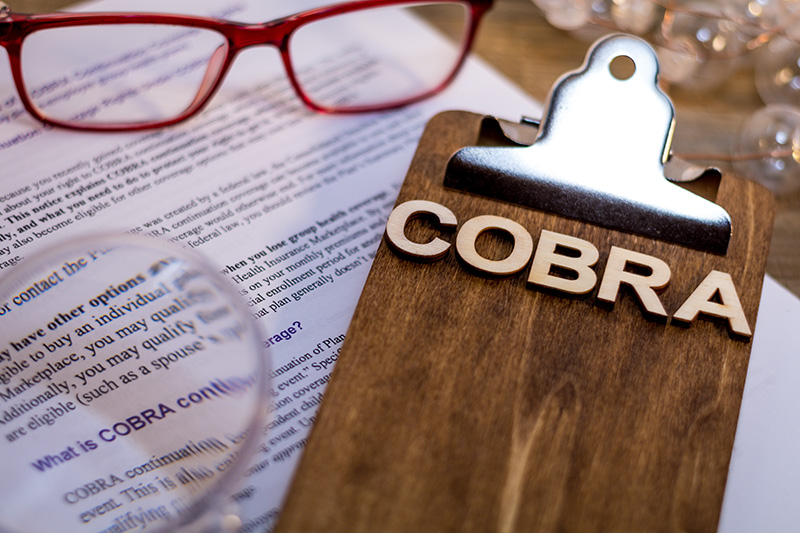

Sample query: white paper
[0,1,538,531]
[719,275,800,533]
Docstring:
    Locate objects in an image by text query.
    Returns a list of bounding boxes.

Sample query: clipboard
[276,35,775,532]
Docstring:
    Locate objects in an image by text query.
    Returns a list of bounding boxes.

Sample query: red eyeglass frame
[0,0,493,132]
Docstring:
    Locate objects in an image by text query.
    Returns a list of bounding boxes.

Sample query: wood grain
[276,111,775,533]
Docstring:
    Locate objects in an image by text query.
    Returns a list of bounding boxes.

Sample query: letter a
[672,270,751,337]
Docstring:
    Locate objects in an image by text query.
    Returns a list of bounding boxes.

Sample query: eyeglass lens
[17,3,471,128]
[21,25,229,126]
[290,3,469,110]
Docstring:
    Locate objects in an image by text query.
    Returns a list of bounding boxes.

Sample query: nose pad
[187,44,229,111]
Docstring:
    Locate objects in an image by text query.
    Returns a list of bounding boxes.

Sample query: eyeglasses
[0,0,492,132]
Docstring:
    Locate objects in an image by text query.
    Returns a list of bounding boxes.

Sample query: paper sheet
[0,1,538,530]
[719,275,800,533]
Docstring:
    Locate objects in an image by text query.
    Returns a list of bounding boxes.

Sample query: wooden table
[13,0,800,298]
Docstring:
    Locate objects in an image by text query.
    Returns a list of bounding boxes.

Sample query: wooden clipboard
[276,35,774,533]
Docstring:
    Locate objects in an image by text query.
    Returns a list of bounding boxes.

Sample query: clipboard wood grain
[276,111,775,533]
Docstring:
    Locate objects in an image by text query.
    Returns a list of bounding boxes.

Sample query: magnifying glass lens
[0,235,268,533]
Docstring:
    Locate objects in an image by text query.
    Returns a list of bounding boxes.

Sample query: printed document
[0,0,538,530]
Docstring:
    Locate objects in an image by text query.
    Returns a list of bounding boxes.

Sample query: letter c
[99,429,116,442]
[385,200,457,261]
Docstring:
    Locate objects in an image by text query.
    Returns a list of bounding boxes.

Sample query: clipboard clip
[444,34,732,255]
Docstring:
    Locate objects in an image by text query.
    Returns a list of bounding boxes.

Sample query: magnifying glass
[0,234,269,532]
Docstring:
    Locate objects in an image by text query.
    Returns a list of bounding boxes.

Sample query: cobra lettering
[385,200,751,339]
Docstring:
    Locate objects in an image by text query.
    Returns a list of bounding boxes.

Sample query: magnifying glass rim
[0,232,271,533]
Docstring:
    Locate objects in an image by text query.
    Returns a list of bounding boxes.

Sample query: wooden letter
[597,246,671,318]
[528,230,599,295]
[455,215,533,276]
[672,270,752,337]
[385,200,457,260]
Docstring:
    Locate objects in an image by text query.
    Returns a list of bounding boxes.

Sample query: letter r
[528,230,599,295]
[597,246,671,318]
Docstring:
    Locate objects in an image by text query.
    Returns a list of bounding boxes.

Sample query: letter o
[385,200,457,260]
[456,215,533,276]
[112,422,131,436]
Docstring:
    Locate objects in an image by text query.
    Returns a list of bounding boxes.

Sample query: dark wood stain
[276,111,774,533]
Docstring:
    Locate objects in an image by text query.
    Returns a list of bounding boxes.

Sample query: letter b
[126,416,146,431]
[528,230,599,295]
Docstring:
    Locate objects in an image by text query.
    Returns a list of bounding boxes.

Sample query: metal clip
[444,34,732,255]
